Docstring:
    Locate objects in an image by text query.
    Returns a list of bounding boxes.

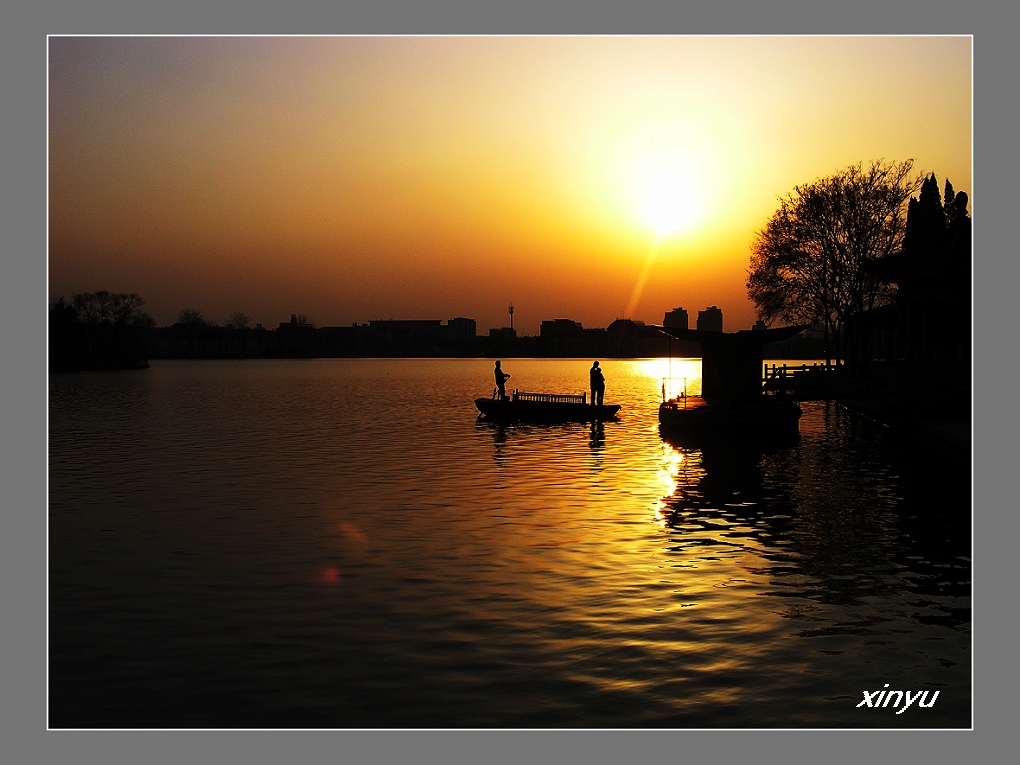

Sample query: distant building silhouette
[663,307,689,329]
[540,318,584,336]
[446,317,477,343]
[537,318,601,357]
[487,304,517,342]
[142,305,787,361]
[360,318,478,356]
[605,319,671,357]
[488,326,517,340]
[696,306,723,333]
[148,314,479,359]
[277,313,317,356]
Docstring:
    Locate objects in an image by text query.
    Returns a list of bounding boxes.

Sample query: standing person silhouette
[494,360,511,400]
[589,361,606,406]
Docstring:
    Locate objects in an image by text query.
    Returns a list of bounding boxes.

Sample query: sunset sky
[47,35,972,335]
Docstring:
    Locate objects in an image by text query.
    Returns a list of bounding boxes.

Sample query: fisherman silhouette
[494,360,511,400]
[589,361,605,406]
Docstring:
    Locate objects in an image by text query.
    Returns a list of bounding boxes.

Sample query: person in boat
[494,360,511,400]
[589,361,606,406]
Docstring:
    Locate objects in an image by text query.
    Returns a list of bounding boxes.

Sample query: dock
[762,362,832,399]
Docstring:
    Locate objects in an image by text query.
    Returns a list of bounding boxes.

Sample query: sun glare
[636,169,702,237]
[618,136,710,239]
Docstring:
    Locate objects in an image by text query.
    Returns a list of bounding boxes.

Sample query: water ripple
[49,359,971,728]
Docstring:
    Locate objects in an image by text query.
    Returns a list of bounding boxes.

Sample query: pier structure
[652,324,809,405]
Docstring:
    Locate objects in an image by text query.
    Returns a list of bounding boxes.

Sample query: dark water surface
[48,358,971,728]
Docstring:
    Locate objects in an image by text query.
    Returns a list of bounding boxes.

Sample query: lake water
[48,358,971,729]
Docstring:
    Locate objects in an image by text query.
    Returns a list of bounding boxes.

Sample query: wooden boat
[658,395,801,435]
[475,390,621,422]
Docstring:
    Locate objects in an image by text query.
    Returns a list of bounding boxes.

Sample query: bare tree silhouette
[747,159,921,366]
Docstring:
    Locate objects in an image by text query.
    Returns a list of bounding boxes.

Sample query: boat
[658,395,802,435]
[475,390,621,422]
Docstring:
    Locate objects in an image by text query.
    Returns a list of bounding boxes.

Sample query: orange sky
[48,36,972,335]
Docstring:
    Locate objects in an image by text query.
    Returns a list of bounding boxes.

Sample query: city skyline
[48,35,972,336]
[100,291,746,334]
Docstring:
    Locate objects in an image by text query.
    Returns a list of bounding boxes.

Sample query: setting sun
[612,124,716,241]
[634,166,703,237]
[636,167,701,236]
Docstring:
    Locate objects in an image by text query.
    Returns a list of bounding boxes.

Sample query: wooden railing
[762,363,833,399]
[512,390,587,405]
[763,362,828,383]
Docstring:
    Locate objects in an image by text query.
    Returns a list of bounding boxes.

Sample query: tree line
[49,291,155,372]
[48,295,308,371]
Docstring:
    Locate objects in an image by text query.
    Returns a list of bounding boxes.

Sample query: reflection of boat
[658,395,802,435]
[475,390,621,422]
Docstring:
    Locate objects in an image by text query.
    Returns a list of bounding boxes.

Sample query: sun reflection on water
[654,441,686,529]
[630,357,703,401]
